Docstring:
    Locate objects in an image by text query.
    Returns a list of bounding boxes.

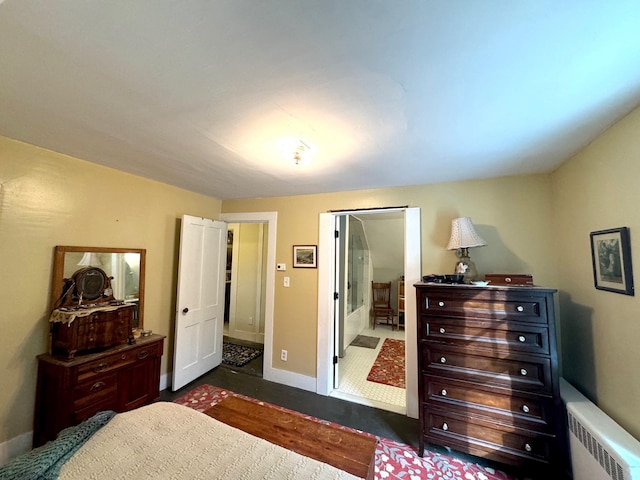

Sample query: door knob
[182,307,189,314]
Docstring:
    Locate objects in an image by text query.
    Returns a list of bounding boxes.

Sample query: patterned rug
[367,338,405,389]
[350,334,380,349]
[222,341,263,367]
[174,384,516,480]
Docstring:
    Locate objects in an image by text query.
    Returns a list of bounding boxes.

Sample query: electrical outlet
[281,349,288,361]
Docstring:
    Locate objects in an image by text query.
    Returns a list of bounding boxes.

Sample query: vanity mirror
[50,246,146,328]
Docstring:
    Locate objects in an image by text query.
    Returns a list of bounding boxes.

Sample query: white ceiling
[2,1,640,200]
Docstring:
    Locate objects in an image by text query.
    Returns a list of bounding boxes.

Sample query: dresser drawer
[424,408,554,465]
[422,317,550,355]
[76,341,161,383]
[76,314,130,351]
[422,344,553,393]
[418,289,549,324]
[423,375,556,432]
[74,396,118,424]
[73,373,118,410]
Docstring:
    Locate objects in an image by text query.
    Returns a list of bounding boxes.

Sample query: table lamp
[446,217,487,282]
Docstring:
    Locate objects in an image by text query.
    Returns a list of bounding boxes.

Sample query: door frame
[220,211,277,382]
[316,207,421,419]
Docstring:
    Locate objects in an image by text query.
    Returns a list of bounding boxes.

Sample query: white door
[172,215,227,391]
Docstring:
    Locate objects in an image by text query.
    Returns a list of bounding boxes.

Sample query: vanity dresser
[415,282,566,474]
[34,246,165,447]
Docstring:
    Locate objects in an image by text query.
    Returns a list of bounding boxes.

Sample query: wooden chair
[371,281,395,330]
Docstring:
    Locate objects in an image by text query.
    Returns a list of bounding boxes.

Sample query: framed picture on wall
[293,245,317,268]
[590,227,634,296]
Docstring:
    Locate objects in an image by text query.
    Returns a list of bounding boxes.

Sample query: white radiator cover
[561,378,640,480]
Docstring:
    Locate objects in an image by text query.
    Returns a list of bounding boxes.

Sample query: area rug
[367,338,405,389]
[174,384,516,480]
[222,341,263,367]
[349,334,380,349]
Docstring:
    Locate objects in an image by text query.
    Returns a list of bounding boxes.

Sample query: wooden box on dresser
[33,334,165,447]
[415,283,566,475]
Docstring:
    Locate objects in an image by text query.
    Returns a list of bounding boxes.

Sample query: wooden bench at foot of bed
[204,396,377,479]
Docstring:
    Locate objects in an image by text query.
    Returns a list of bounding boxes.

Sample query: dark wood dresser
[33,334,165,447]
[415,283,565,473]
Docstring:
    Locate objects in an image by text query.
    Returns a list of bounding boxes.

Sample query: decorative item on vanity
[48,246,147,359]
[446,217,487,283]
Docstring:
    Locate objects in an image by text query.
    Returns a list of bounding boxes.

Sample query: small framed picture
[293,245,317,268]
[590,227,634,296]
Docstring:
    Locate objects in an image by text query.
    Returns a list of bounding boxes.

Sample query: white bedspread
[58,402,360,480]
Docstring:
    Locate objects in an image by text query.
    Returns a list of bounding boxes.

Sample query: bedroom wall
[0,136,221,444]
[551,104,640,440]
[222,174,558,379]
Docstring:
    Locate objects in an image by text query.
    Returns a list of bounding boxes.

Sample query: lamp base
[453,248,479,283]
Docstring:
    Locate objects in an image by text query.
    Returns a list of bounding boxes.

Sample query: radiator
[560,378,640,480]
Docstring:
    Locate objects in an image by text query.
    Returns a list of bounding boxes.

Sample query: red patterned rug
[367,338,405,389]
[174,384,516,480]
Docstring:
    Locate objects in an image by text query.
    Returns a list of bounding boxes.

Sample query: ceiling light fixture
[292,139,310,165]
[280,137,314,166]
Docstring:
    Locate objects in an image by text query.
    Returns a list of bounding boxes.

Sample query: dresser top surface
[414,282,557,294]
[38,333,165,365]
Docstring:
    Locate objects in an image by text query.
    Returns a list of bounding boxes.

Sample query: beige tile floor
[331,324,406,414]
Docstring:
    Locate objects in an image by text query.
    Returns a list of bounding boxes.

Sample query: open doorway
[317,207,421,419]
[332,212,406,413]
[222,222,267,377]
[219,212,277,383]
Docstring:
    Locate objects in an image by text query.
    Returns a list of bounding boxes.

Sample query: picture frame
[590,227,634,296]
[293,245,317,268]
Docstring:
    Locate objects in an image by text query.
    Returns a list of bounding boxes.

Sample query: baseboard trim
[263,367,316,393]
[0,431,32,466]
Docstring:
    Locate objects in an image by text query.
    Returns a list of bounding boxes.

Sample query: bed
[1,402,369,480]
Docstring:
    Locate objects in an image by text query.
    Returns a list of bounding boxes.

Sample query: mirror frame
[50,246,146,328]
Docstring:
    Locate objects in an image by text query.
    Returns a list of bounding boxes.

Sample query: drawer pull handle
[137,350,150,360]
[90,381,105,392]
[441,389,447,396]
[88,337,95,342]
[438,301,445,307]
[522,405,530,413]
[505,277,512,283]
[518,335,526,342]
[439,328,446,334]
[520,368,528,376]
[516,305,524,312]
[93,362,108,372]
[442,422,449,431]
[440,357,446,364]
[524,443,532,452]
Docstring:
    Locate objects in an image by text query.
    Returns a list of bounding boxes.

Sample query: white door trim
[220,212,277,383]
[317,207,421,419]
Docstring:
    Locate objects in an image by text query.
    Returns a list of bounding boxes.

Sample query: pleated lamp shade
[446,217,487,250]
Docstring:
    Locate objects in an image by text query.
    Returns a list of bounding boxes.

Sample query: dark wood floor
[159,363,420,448]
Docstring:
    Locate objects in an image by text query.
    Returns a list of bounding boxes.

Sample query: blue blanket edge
[0,410,116,480]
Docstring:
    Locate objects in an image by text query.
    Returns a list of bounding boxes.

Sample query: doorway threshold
[329,390,406,415]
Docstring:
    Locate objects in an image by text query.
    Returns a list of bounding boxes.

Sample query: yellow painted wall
[552,105,640,439]
[222,174,557,377]
[0,136,221,443]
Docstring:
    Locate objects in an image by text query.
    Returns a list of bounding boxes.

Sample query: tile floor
[332,324,406,414]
